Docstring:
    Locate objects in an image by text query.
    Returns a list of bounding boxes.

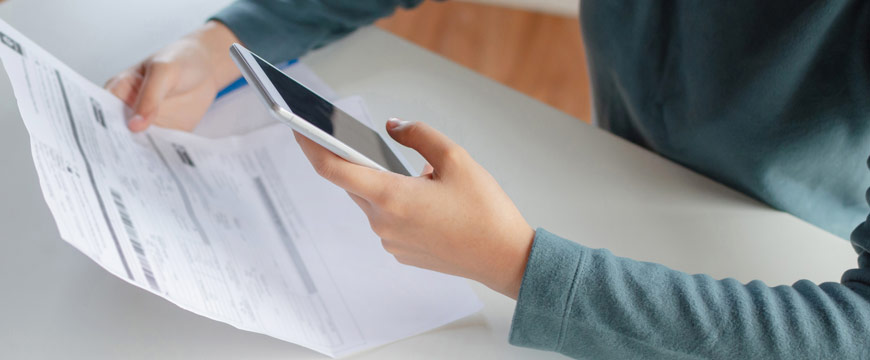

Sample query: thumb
[386,118,463,171]
[129,62,176,132]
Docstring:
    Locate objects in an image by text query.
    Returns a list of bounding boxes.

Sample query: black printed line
[253,177,317,294]
[146,135,210,245]
[55,70,133,280]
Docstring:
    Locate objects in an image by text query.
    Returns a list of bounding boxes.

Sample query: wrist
[189,20,241,91]
[476,226,535,299]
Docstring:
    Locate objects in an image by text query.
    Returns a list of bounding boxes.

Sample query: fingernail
[129,114,144,124]
[387,117,411,130]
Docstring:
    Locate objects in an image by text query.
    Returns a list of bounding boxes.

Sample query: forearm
[510,229,870,359]
[210,0,427,63]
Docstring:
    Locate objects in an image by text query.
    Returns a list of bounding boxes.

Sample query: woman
[106,1,870,358]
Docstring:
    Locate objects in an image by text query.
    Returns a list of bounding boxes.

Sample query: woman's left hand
[294,118,535,298]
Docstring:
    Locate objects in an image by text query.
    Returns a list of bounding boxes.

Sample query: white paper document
[0,19,481,357]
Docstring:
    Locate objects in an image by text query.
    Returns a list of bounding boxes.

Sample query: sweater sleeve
[210,0,426,63]
[510,157,870,359]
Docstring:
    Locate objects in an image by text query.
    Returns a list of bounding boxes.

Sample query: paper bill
[0,19,481,357]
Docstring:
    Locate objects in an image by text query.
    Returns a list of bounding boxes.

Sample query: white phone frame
[229,43,392,173]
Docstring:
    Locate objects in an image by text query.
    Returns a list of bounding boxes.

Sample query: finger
[104,63,145,90]
[420,163,434,177]
[386,118,463,171]
[105,74,142,108]
[294,131,393,199]
[130,62,177,132]
[346,191,372,213]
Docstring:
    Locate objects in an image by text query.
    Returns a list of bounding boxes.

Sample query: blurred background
[376,0,591,122]
[0,0,590,122]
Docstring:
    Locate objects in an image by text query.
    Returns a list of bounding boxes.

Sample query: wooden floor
[376,1,592,122]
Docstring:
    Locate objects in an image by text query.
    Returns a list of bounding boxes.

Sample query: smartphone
[229,43,411,176]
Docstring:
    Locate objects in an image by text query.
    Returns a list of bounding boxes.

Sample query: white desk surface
[0,0,857,359]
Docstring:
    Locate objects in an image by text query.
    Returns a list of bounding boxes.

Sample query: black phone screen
[255,55,410,176]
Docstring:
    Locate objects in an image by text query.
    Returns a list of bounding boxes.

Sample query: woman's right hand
[104,21,241,132]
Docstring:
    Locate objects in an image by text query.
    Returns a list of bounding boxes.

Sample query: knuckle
[371,186,396,208]
[394,255,409,265]
[380,238,396,253]
[370,220,392,239]
[372,182,407,217]
[105,74,131,91]
[103,76,118,89]
[148,60,177,76]
[306,150,333,178]
[441,145,468,166]
[313,161,335,180]
[148,59,171,69]
[106,83,123,95]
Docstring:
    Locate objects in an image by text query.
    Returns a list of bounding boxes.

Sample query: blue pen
[215,59,298,99]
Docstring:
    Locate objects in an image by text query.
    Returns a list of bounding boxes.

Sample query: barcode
[111,190,160,292]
